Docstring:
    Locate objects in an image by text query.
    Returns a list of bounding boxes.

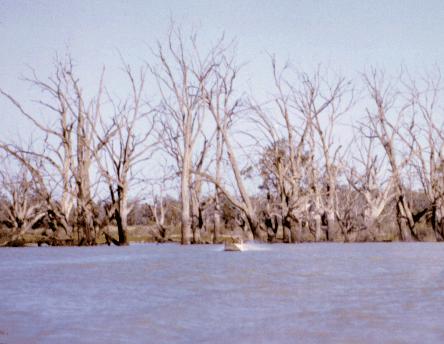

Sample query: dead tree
[190,139,212,244]
[93,64,156,245]
[0,65,75,239]
[300,69,353,241]
[146,162,178,242]
[212,127,224,243]
[346,135,395,240]
[0,161,45,246]
[402,71,444,240]
[149,193,167,241]
[251,58,314,243]
[73,77,97,245]
[258,65,352,242]
[150,25,219,244]
[334,182,361,242]
[199,49,269,241]
[363,70,419,241]
[0,143,77,242]
[0,56,107,245]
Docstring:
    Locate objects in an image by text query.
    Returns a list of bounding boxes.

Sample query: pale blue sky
[1,0,444,138]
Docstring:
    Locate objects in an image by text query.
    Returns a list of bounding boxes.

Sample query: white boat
[224,242,243,251]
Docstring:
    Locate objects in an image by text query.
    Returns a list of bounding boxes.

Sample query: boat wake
[241,242,271,251]
[222,241,271,252]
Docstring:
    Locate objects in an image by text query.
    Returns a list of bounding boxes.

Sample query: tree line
[1,26,443,246]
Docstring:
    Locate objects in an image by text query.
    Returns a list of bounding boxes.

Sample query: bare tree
[302,69,353,241]
[363,70,420,241]
[346,135,395,240]
[190,139,213,243]
[199,50,271,241]
[212,125,224,243]
[334,182,362,242]
[149,189,167,241]
[1,56,106,245]
[257,64,352,242]
[150,25,223,244]
[0,159,45,246]
[401,70,444,240]
[72,68,104,245]
[252,58,313,243]
[93,64,156,245]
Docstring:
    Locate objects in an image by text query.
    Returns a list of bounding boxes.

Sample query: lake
[1,243,444,343]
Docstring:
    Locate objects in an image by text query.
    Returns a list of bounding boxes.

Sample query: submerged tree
[363,70,421,241]
[150,25,220,244]
[402,71,444,240]
[0,158,45,246]
[93,63,157,245]
[0,56,108,245]
[2,29,444,246]
[346,135,395,240]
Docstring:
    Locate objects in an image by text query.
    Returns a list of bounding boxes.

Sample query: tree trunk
[76,111,95,246]
[363,216,378,241]
[191,202,202,244]
[246,215,267,241]
[116,186,129,245]
[191,186,204,244]
[397,216,412,241]
[281,201,291,243]
[181,153,192,245]
[192,225,201,244]
[263,199,277,242]
[432,203,444,241]
[326,211,337,241]
[152,198,167,241]
[220,130,267,241]
[213,190,221,244]
[77,202,95,245]
[396,197,417,241]
[283,225,291,243]
[213,130,223,244]
[279,214,290,243]
[290,219,301,243]
[314,213,322,241]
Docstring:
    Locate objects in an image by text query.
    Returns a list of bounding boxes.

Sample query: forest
[1,26,443,247]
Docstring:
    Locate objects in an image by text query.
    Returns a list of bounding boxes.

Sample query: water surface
[1,243,444,343]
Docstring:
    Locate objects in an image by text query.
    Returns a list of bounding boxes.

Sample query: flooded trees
[0,161,45,246]
[346,135,395,240]
[3,30,444,245]
[253,58,312,243]
[199,48,271,241]
[149,189,167,242]
[254,61,352,242]
[71,69,103,245]
[93,64,156,246]
[363,71,421,241]
[290,67,352,242]
[151,26,218,244]
[0,57,106,245]
[402,71,444,240]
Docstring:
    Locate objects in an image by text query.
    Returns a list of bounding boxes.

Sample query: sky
[1,0,444,145]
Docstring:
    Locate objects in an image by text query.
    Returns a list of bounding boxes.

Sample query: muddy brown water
[0,243,444,343]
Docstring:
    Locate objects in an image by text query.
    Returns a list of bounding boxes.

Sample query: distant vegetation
[0,25,443,246]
